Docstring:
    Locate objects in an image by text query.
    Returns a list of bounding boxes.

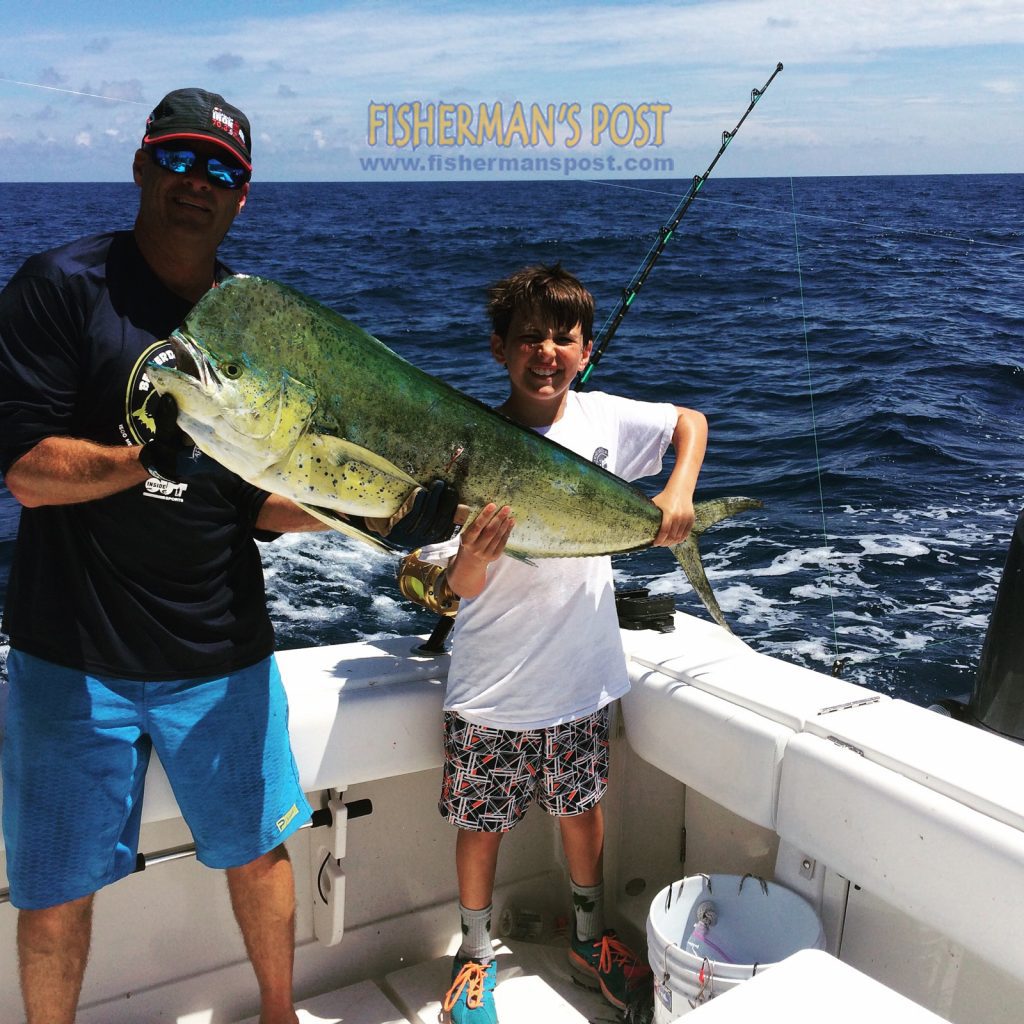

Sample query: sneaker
[568,929,652,1011]
[442,956,498,1023]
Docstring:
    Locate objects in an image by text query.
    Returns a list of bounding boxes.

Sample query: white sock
[571,880,605,942]
[457,903,494,962]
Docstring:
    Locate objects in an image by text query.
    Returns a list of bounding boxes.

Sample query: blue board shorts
[1,650,311,910]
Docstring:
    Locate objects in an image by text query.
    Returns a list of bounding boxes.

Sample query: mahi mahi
[145,275,761,629]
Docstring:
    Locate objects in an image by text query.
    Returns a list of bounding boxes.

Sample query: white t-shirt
[433,390,677,730]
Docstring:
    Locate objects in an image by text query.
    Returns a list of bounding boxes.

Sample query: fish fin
[671,536,730,632]
[504,550,538,567]
[270,433,422,520]
[312,435,419,486]
[296,502,396,552]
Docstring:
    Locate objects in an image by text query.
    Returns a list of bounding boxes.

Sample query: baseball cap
[143,88,252,170]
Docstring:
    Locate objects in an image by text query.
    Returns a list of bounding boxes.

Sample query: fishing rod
[576,61,783,390]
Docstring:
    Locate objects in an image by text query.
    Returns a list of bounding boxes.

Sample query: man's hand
[139,393,189,482]
[384,479,462,548]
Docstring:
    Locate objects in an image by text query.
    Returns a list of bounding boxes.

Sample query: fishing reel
[397,549,460,617]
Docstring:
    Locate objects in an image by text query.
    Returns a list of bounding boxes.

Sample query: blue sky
[1,0,1021,182]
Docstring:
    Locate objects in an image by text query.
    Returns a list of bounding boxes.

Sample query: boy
[431,265,707,1023]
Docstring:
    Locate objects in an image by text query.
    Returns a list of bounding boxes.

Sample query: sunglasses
[145,145,250,190]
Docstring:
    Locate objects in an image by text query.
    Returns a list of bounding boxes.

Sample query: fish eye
[222,362,243,379]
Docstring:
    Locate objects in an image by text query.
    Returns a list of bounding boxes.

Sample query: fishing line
[0,77,147,104]
[576,62,784,391]
[696,196,1024,254]
[586,179,1024,257]
[789,177,842,666]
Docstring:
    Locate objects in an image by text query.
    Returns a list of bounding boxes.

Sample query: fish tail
[671,496,764,631]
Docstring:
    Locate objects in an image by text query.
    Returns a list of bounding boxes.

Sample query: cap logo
[211,106,247,147]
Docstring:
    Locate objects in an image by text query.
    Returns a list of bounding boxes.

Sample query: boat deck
[238,941,615,1024]
[234,943,953,1024]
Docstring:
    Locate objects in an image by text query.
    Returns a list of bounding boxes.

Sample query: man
[0,88,455,1024]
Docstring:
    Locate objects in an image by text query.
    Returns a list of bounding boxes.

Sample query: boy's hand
[652,492,696,547]
[459,503,515,563]
[446,502,515,600]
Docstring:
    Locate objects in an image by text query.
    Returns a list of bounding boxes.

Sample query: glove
[139,393,189,482]
[376,479,461,548]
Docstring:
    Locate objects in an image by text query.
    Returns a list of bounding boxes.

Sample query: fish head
[145,328,318,477]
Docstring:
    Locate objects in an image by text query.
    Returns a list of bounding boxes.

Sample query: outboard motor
[964,508,1024,742]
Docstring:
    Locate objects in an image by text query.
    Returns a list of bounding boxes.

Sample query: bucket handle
[667,873,769,911]
[666,872,714,911]
[738,873,769,895]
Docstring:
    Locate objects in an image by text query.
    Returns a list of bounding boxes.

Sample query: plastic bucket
[647,873,825,1021]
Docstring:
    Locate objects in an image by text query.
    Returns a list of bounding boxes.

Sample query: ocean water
[1,175,1022,708]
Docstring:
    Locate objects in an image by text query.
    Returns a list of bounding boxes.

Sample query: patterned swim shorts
[438,706,611,831]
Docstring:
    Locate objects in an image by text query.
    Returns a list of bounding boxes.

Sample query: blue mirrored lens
[151,149,194,174]
[149,147,248,189]
[206,158,248,187]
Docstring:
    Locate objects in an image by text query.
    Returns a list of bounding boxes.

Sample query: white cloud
[982,78,1019,94]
